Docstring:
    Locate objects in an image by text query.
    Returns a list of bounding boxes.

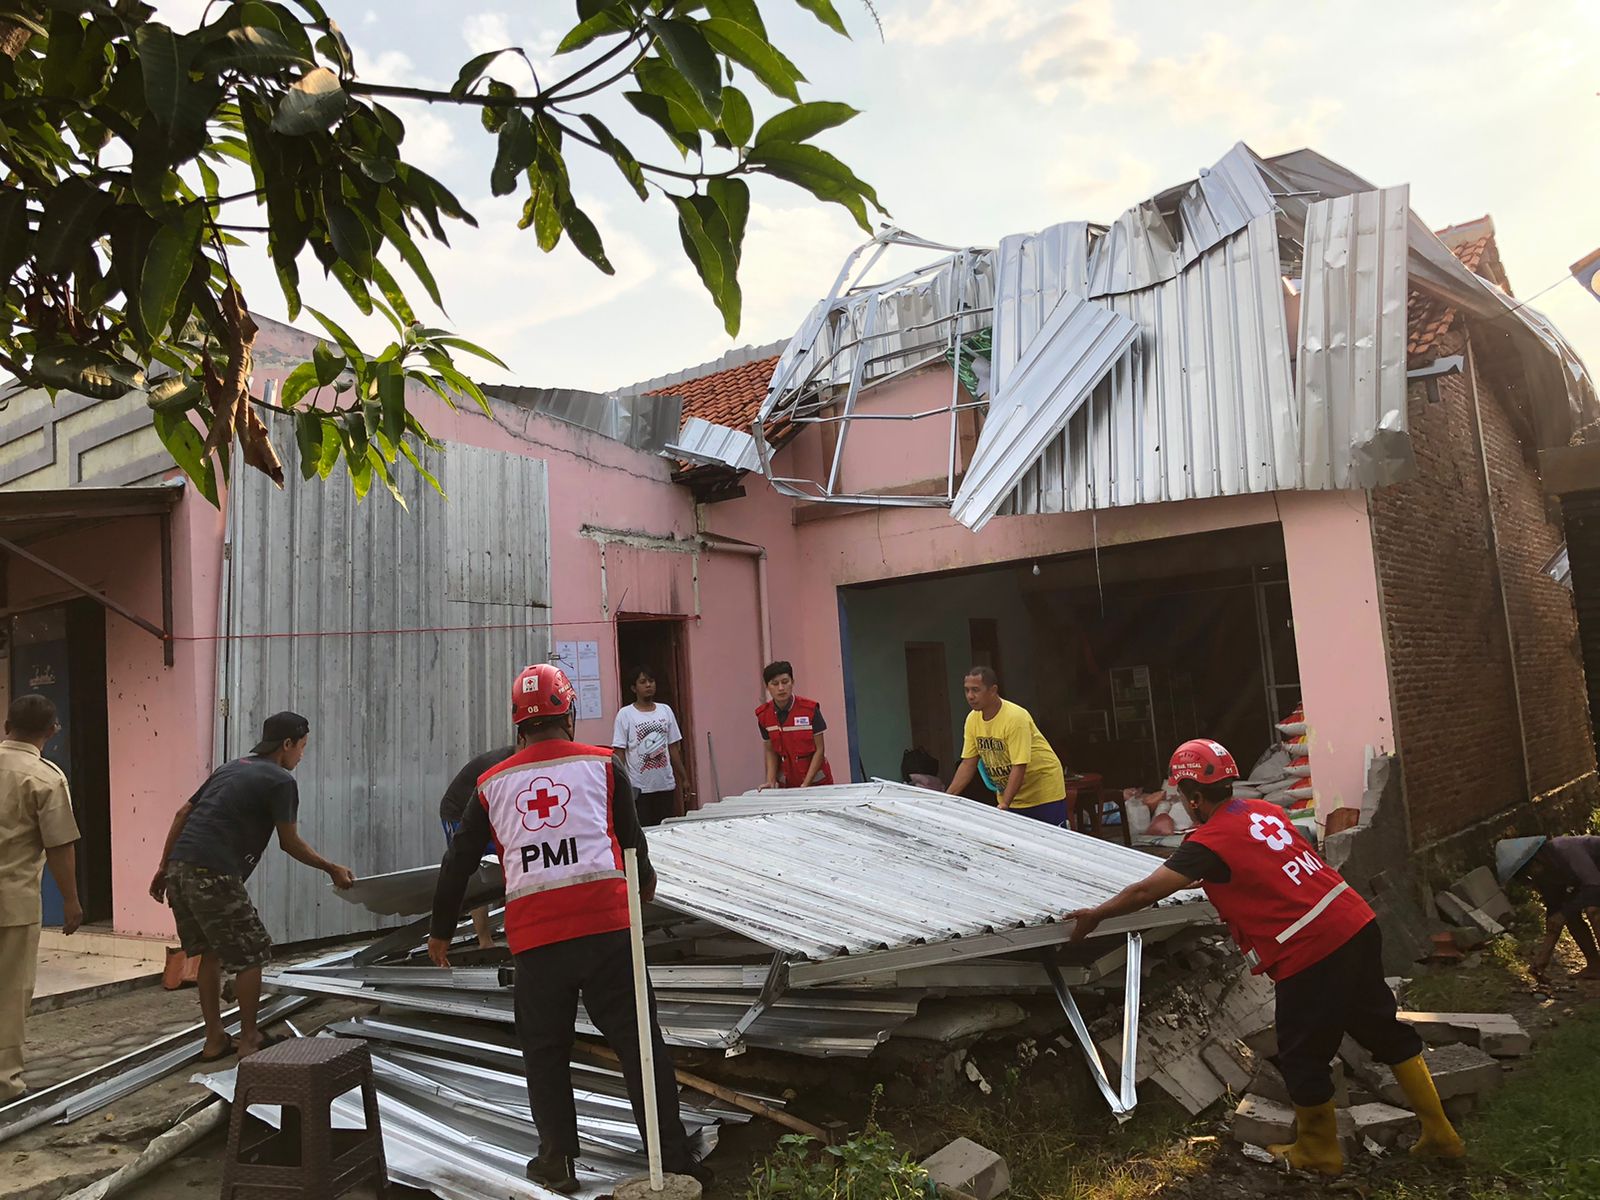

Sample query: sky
[153,0,1600,394]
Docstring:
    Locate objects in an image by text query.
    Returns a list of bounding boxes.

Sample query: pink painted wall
[7,480,224,936]
[1277,490,1395,815]
[835,370,962,496]
[718,365,1398,829]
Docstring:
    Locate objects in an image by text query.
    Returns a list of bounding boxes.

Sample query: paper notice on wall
[577,679,604,720]
[553,641,579,675]
[576,640,601,681]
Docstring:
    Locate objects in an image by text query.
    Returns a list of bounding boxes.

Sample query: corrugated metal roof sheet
[1005,212,1297,514]
[990,221,1096,412]
[647,784,1207,972]
[662,416,763,472]
[952,295,1139,531]
[1297,186,1413,489]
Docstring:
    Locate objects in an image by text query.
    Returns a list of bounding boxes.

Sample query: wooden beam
[0,534,169,651]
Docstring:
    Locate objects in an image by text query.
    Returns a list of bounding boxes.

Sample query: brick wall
[1368,331,1595,844]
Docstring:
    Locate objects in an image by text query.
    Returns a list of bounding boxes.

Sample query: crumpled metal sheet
[485,386,683,453]
[1006,212,1298,513]
[647,784,1208,969]
[662,416,763,473]
[198,1032,747,1200]
[1296,186,1412,490]
[990,221,1097,415]
[336,860,503,917]
[952,294,1139,530]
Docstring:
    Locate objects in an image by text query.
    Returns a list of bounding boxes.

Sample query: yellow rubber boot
[1391,1054,1466,1159]
[1267,1100,1343,1175]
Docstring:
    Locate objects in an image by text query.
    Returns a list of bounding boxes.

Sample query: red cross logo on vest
[1249,811,1293,852]
[516,776,571,831]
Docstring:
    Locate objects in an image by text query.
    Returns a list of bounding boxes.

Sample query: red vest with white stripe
[475,740,628,953]
[1183,797,1374,981]
[755,696,833,787]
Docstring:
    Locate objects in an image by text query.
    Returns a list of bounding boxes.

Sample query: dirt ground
[7,932,1599,1200]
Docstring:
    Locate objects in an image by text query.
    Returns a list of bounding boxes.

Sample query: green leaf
[794,0,849,36]
[316,416,342,478]
[451,47,516,97]
[623,91,694,157]
[636,56,719,132]
[674,194,741,334]
[196,25,312,71]
[376,359,405,447]
[519,163,563,251]
[708,176,749,261]
[491,109,536,197]
[330,260,375,314]
[134,23,191,131]
[145,375,201,412]
[325,200,374,275]
[755,100,858,146]
[747,141,883,230]
[370,259,417,326]
[643,16,722,117]
[705,0,767,37]
[152,409,218,505]
[312,339,344,386]
[0,191,31,281]
[700,17,801,102]
[720,84,753,146]
[578,115,647,200]
[480,79,515,133]
[376,213,443,309]
[272,66,346,134]
[558,199,614,275]
[293,410,323,480]
[281,359,320,406]
[432,336,508,369]
[137,208,202,345]
[399,438,444,494]
[32,346,143,398]
[35,180,112,276]
[557,9,633,54]
[306,306,366,368]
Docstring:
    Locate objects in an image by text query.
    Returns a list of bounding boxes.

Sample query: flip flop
[198,1037,237,1063]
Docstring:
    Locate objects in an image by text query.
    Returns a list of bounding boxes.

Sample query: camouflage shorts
[165,860,272,974]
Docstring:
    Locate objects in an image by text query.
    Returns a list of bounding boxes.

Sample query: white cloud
[1020,0,1141,104]
[150,0,210,30]
[463,12,514,57]
[882,0,1043,47]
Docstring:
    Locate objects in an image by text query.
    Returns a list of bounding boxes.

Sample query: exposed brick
[1370,327,1596,844]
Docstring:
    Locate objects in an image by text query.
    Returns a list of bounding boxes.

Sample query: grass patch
[888,1071,1211,1200]
[1404,933,1535,1013]
[1372,1006,1600,1200]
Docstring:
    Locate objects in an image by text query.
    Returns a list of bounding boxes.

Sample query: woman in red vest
[755,660,834,789]
[1064,739,1465,1177]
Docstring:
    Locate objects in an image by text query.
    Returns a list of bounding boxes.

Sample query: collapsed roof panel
[1297,186,1414,489]
[1005,211,1297,517]
[951,295,1139,531]
[646,784,1211,978]
[990,221,1096,413]
[663,416,763,473]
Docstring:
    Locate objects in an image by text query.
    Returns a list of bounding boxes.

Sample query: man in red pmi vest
[1064,739,1464,1176]
[755,660,833,789]
[429,663,710,1193]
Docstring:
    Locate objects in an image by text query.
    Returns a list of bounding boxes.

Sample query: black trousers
[1273,921,1423,1106]
[513,929,694,1167]
[636,790,677,828]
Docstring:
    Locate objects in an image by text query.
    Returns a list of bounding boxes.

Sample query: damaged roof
[1407,225,1498,362]
[645,352,781,431]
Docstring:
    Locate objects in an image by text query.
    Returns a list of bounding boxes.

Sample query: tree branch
[548,116,744,184]
[541,30,648,104]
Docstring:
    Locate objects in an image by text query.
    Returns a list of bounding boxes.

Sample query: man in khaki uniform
[0,694,81,1101]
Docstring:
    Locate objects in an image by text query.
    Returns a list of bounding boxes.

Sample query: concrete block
[1435,892,1505,939]
[1374,1043,1501,1106]
[1448,924,1488,951]
[1231,1094,1359,1151]
[1348,1102,1419,1148]
[1232,1095,1295,1147]
[921,1138,1011,1200]
[1247,1061,1292,1106]
[1200,1039,1255,1095]
[1451,867,1515,923]
[1398,1012,1531,1058]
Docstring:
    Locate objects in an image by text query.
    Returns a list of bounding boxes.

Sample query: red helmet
[511,663,576,725]
[1168,739,1239,786]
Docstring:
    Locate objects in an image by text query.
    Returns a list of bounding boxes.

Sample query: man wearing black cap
[150,712,355,1060]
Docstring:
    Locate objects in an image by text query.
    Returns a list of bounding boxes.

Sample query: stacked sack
[1233,704,1318,845]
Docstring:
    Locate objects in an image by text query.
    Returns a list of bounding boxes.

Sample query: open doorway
[8,599,112,926]
[615,615,698,810]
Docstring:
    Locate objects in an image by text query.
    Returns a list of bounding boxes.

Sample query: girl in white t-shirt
[610,666,690,826]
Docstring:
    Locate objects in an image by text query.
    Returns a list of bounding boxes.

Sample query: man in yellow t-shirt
[946,666,1068,825]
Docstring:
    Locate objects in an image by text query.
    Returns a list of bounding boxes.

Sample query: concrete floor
[32,946,156,1002]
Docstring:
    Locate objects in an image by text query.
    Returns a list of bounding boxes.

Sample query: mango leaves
[0,0,880,504]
